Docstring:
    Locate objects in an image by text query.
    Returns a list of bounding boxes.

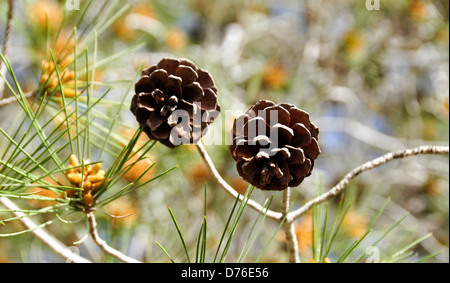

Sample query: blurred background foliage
[0,0,448,263]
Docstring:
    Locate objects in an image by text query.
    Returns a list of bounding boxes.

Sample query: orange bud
[62,71,75,83]
[60,56,73,70]
[83,191,94,206]
[62,88,80,98]
[47,62,55,72]
[91,163,102,175]
[49,77,59,89]
[41,60,49,71]
[92,181,103,191]
[40,74,49,85]
[87,174,104,183]
[67,173,82,184]
[83,180,92,190]
[69,154,80,167]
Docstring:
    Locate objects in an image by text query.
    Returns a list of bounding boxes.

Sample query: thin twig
[0,0,14,97]
[87,211,141,263]
[196,141,283,221]
[288,145,450,222]
[0,196,91,263]
[281,188,300,263]
[0,91,35,107]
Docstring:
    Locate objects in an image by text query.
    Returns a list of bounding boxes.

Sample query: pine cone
[230,100,320,191]
[130,58,220,148]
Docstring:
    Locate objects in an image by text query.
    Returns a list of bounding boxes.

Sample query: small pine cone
[230,100,321,191]
[130,58,220,148]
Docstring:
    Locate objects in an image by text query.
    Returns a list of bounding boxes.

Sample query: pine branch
[87,211,141,263]
[196,141,283,221]
[0,91,35,107]
[281,188,300,263]
[0,196,91,263]
[288,145,450,222]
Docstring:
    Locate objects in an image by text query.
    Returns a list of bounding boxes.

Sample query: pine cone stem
[282,188,300,263]
[87,212,141,263]
[196,141,283,221]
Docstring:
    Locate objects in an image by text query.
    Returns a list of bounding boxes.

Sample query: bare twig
[0,196,91,263]
[281,188,300,263]
[196,141,283,221]
[288,145,450,222]
[87,211,141,263]
[0,91,35,107]
[0,0,14,97]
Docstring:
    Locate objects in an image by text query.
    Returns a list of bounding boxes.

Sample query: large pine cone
[130,58,220,148]
[230,100,320,191]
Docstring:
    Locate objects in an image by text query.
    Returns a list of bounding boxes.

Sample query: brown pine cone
[230,100,320,191]
[130,58,220,148]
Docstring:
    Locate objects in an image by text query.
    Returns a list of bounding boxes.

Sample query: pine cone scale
[139,93,158,109]
[142,65,157,76]
[135,107,151,125]
[197,69,216,90]
[135,76,153,94]
[304,138,320,159]
[250,100,276,114]
[198,88,219,110]
[270,123,294,145]
[291,123,312,147]
[262,105,291,127]
[285,145,306,165]
[175,66,198,86]
[148,111,165,131]
[181,82,204,102]
[165,75,183,97]
[151,123,171,139]
[154,70,171,90]
[157,57,179,74]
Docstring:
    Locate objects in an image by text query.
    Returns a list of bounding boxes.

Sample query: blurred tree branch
[0,0,14,97]
[87,212,141,263]
[317,117,449,152]
[0,91,35,107]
